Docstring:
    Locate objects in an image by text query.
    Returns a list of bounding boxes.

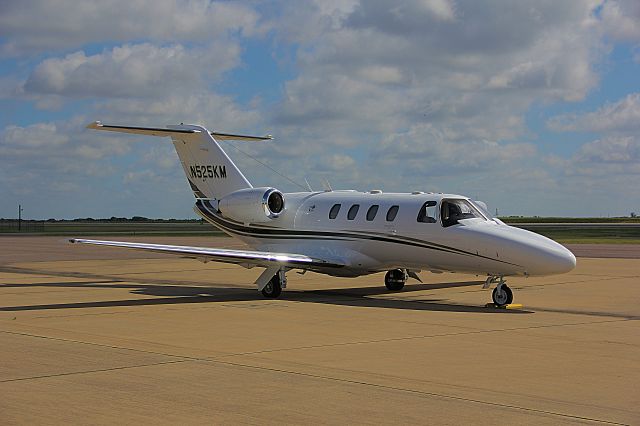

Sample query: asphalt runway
[0,236,638,424]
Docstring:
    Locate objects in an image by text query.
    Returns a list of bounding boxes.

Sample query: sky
[1,0,640,219]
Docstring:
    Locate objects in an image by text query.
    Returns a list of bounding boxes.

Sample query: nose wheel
[485,276,514,307]
[385,269,406,291]
[491,283,513,307]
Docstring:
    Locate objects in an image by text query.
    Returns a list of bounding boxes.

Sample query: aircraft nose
[541,244,576,275]
[459,224,577,276]
[519,238,577,276]
[492,226,577,276]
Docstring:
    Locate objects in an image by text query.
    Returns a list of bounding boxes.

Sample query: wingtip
[86,121,102,130]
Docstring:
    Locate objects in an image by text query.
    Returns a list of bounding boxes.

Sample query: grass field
[500,216,640,224]
[510,225,640,244]
[1,218,639,243]
[0,221,224,237]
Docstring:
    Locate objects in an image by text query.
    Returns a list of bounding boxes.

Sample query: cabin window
[366,205,379,221]
[386,205,399,221]
[347,204,360,220]
[329,204,341,219]
[417,201,437,223]
[441,199,484,227]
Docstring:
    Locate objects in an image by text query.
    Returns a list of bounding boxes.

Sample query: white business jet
[71,122,576,307]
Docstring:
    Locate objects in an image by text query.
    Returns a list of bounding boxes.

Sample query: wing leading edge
[68,239,344,270]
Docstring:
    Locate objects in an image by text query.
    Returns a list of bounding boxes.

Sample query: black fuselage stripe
[195,202,521,268]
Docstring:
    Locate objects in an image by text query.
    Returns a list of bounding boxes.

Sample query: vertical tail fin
[87,122,271,200]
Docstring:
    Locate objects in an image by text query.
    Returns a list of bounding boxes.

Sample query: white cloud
[0,0,261,55]
[3,0,640,218]
[371,124,537,177]
[252,0,638,216]
[0,119,129,167]
[574,135,639,165]
[2,122,69,148]
[274,0,603,141]
[600,0,640,42]
[547,92,640,133]
[94,91,262,131]
[23,43,239,99]
[0,118,131,212]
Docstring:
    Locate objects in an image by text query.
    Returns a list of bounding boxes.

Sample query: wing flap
[69,239,343,269]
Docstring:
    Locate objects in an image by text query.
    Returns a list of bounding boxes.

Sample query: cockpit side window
[441,199,484,227]
[417,201,437,223]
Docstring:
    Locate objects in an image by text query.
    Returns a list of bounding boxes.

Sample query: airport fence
[0,219,223,236]
[0,220,45,233]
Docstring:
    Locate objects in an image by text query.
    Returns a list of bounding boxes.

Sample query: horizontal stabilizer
[210,131,273,142]
[87,121,273,141]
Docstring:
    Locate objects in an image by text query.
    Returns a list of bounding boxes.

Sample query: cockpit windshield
[441,199,486,227]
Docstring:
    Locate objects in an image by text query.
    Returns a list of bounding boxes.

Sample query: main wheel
[385,269,406,291]
[261,275,282,298]
[492,284,513,307]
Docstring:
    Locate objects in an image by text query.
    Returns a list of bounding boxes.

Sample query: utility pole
[18,204,23,232]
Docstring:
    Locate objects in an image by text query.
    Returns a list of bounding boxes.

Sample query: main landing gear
[385,269,407,291]
[260,269,286,298]
[485,276,513,307]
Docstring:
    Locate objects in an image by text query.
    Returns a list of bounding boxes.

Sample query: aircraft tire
[384,269,406,291]
[492,285,513,306]
[261,276,282,298]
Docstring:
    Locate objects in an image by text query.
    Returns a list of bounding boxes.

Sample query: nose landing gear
[485,276,513,307]
[492,283,513,306]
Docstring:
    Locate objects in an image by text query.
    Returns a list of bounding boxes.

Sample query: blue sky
[1,0,639,219]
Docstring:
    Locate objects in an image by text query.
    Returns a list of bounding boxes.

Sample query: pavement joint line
[450,277,621,295]
[0,290,116,296]
[99,267,241,276]
[233,357,639,417]
[0,316,635,423]
[0,280,121,287]
[2,317,633,367]
[326,291,637,320]
[0,265,242,278]
[0,330,205,362]
[30,311,137,319]
[205,358,629,425]
[211,317,635,358]
[0,359,191,383]
[2,330,625,424]
[522,306,639,320]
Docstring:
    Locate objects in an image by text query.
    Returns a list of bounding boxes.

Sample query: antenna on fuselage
[304,178,313,192]
[220,140,308,192]
[321,178,333,192]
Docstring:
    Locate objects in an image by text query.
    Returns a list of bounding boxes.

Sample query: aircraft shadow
[0,279,530,314]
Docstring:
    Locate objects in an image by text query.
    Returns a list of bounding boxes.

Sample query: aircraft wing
[68,238,343,270]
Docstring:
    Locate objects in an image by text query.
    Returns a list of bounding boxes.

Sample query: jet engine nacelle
[218,187,285,223]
